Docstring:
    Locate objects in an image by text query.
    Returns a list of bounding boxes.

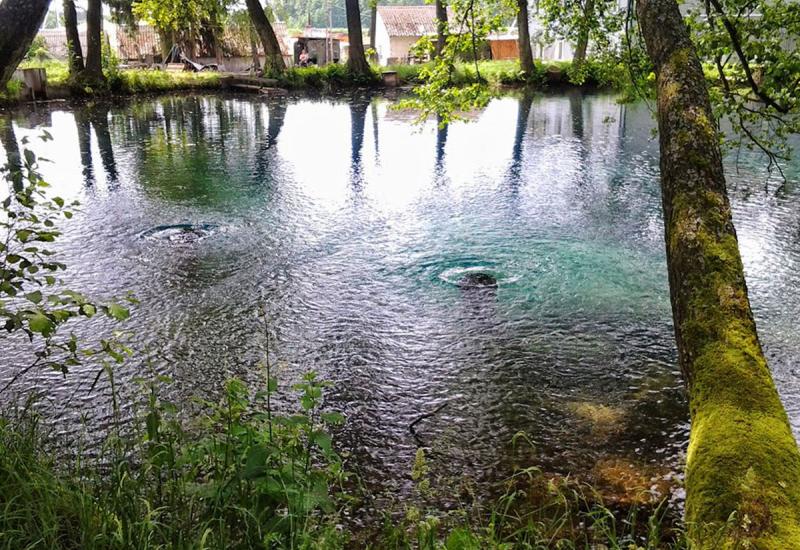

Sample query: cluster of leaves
[0,136,134,389]
[686,0,800,176]
[537,0,625,82]
[397,0,516,124]
[24,36,51,63]
[131,0,231,51]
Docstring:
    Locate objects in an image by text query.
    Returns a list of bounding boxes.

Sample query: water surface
[2,91,799,503]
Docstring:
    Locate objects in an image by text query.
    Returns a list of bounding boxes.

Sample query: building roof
[377,5,445,37]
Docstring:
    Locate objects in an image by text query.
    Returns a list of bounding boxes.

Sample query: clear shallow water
[1,91,799,501]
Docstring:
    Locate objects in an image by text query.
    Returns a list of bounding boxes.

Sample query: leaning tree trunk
[244,0,285,74]
[82,0,105,82]
[63,0,84,75]
[0,0,52,89]
[435,0,448,57]
[571,0,594,76]
[517,0,534,79]
[636,0,800,545]
[345,0,371,76]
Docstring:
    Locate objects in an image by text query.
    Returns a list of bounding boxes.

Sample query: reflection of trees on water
[435,114,448,181]
[87,103,118,186]
[350,94,369,188]
[371,100,380,165]
[0,114,21,171]
[73,109,94,187]
[253,99,286,183]
[507,91,534,192]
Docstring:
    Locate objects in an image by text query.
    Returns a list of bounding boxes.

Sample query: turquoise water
[1,91,798,500]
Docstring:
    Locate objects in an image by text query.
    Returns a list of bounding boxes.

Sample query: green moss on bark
[637,0,800,545]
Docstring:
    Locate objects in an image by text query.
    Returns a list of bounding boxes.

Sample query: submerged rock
[141,223,217,244]
[458,272,498,289]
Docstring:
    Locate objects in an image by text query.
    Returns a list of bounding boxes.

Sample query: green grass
[0,387,692,550]
[0,370,349,549]
[16,59,222,96]
[383,59,620,88]
[275,63,381,89]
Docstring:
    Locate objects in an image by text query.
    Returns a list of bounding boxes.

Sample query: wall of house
[374,13,427,66]
[375,13,392,65]
[387,36,420,64]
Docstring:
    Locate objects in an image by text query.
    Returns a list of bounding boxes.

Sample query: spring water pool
[2,90,799,504]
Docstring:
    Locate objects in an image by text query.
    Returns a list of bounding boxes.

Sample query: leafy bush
[0,370,348,549]
[276,63,380,89]
[24,36,50,62]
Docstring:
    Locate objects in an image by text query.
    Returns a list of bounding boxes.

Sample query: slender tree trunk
[0,0,52,89]
[636,0,800,545]
[345,0,370,76]
[249,25,261,73]
[82,0,104,82]
[571,0,594,74]
[435,0,448,57]
[369,1,377,61]
[517,0,534,78]
[244,0,285,74]
[63,0,84,75]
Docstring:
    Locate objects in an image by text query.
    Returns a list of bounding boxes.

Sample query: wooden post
[21,68,47,100]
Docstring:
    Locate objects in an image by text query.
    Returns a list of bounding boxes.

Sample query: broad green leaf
[107,303,130,321]
[28,311,54,336]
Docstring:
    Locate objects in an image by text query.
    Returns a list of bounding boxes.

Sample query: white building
[374,6,443,66]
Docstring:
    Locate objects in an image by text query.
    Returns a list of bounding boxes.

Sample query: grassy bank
[383,59,626,88]
[2,58,620,105]
[0,373,689,550]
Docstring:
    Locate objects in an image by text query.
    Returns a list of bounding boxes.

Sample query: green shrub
[276,63,380,89]
[24,36,50,62]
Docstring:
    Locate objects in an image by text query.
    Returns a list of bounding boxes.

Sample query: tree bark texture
[345,0,370,76]
[82,0,104,81]
[63,0,84,75]
[435,0,448,57]
[244,0,285,74]
[0,0,52,89]
[637,0,800,545]
[517,0,534,78]
[571,0,594,72]
[369,2,377,57]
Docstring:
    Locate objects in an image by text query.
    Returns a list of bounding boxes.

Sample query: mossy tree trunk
[63,0,84,75]
[636,0,800,545]
[82,0,105,84]
[345,0,371,76]
[0,0,52,89]
[435,0,448,58]
[244,0,285,74]
[517,0,534,79]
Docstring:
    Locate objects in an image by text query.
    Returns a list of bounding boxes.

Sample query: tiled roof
[377,6,443,37]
